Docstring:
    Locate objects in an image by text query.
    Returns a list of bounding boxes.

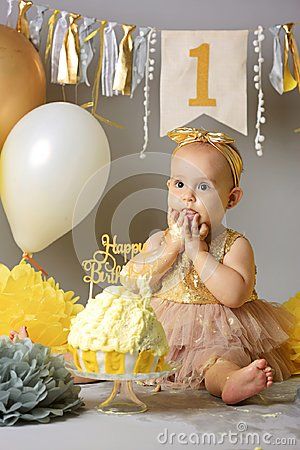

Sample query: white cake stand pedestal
[66,363,179,415]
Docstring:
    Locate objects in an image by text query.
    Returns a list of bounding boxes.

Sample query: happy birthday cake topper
[82,233,144,298]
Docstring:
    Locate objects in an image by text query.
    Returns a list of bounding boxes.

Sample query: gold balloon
[0,25,46,150]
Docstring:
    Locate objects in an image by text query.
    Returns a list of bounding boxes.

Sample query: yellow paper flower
[0,260,83,353]
[282,292,300,374]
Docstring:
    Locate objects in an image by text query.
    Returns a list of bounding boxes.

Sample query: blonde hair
[168,127,243,188]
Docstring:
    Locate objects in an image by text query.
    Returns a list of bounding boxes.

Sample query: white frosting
[68,285,169,357]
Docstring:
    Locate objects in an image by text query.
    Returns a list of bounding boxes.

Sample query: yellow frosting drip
[134,350,155,374]
[105,351,125,374]
[69,345,81,370]
[156,356,167,372]
[82,350,98,373]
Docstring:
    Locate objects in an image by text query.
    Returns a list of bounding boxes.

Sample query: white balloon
[0,102,110,253]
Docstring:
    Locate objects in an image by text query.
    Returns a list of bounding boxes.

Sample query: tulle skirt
[151,296,297,390]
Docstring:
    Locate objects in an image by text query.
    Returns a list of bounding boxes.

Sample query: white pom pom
[258,25,263,32]
[254,65,259,72]
[254,30,259,35]
[150,39,157,45]
[258,57,264,63]
[260,99,264,105]
[255,142,262,150]
[259,135,265,142]
[149,66,154,72]
[149,73,154,80]
[150,48,156,53]
[260,107,265,112]
[254,46,260,53]
[258,34,265,41]
[253,40,258,46]
[260,116,266,124]
[140,152,146,159]
[255,83,260,90]
[257,149,263,156]
[149,59,155,65]
[254,75,259,81]
[144,124,148,131]
[152,32,157,38]
[140,31,145,37]
[143,100,147,106]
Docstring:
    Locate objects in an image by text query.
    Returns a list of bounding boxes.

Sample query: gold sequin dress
[150,227,296,389]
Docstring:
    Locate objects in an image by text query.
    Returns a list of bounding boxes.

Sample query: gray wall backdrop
[0,0,299,305]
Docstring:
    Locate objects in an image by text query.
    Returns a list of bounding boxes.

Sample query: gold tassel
[91,20,106,114]
[57,13,81,85]
[45,9,60,64]
[283,23,300,93]
[113,24,136,95]
[81,22,124,129]
[16,0,33,39]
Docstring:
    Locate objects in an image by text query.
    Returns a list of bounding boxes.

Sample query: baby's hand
[184,213,209,262]
[165,207,185,253]
[9,326,29,342]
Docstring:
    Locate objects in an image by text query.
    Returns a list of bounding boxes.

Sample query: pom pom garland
[253,25,266,157]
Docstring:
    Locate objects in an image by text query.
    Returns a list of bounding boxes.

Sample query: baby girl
[120,126,296,405]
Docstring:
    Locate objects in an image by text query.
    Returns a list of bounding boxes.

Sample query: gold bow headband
[167,127,243,188]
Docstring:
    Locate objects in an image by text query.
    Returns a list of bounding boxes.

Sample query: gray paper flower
[0,337,83,426]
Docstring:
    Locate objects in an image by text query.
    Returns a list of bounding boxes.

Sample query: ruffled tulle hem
[151,297,297,390]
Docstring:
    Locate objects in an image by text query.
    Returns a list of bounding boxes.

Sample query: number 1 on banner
[189,43,216,107]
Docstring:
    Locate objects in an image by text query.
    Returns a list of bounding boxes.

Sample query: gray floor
[2,375,300,450]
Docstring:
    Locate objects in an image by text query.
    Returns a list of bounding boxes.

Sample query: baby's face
[167,143,242,229]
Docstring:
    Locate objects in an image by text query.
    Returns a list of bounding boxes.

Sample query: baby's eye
[174,180,184,188]
[197,182,210,191]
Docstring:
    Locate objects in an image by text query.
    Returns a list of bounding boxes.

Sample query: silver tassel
[6,0,17,27]
[269,25,284,95]
[29,5,48,50]
[102,22,119,96]
[131,27,151,97]
[78,17,96,87]
[51,11,69,84]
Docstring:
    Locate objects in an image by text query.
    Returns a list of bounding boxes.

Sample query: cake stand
[66,361,180,414]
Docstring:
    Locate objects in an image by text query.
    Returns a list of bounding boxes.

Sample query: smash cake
[68,284,169,375]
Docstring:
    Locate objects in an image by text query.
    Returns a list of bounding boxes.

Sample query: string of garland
[5,0,300,157]
[8,0,157,156]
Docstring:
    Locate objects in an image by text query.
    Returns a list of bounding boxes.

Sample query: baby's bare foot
[222,359,273,405]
